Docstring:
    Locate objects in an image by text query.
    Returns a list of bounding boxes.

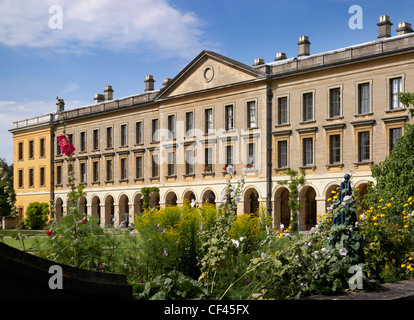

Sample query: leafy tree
[0,158,15,217]
[23,202,49,229]
[364,92,414,208]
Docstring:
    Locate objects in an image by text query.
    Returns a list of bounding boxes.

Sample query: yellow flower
[370,207,375,210]
[408,196,413,202]
[404,225,409,228]
[374,222,378,226]
[357,206,362,210]
[391,197,395,201]
[409,257,413,261]
[401,264,406,268]
[327,198,332,202]
[333,195,338,199]
[379,199,383,202]
[386,203,392,208]
[404,203,409,207]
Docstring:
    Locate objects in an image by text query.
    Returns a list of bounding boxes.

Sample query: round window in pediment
[203,66,214,83]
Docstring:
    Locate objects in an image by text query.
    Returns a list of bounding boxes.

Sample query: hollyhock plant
[61,141,75,157]
[57,135,69,147]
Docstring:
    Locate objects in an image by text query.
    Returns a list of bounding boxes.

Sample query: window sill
[134,177,144,182]
[299,120,316,125]
[325,163,344,169]
[150,176,160,181]
[221,170,237,175]
[274,167,290,172]
[326,116,344,121]
[385,107,406,113]
[354,112,374,117]
[118,179,129,183]
[202,172,215,177]
[165,174,177,179]
[299,165,316,170]
[183,173,195,178]
[274,123,291,128]
[353,161,373,167]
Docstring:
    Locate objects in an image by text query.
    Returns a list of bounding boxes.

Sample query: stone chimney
[94,94,105,104]
[377,15,393,38]
[144,75,155,92]
[297,36,310,57]
[104,85,114,100]
[163,78,172,87]
[396,22,413,35]
[253,58,265,66]
[275,52,287,61]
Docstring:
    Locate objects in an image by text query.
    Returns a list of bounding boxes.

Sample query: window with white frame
[247,101,256,128]
[390,77,403,109]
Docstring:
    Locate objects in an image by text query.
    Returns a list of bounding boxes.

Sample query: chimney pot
[94,94,105,104]
[104,85,114,100]
[253,58,265,66]
[144,75,155,92]
[275,52,287,61]
[163,78,172,86]
[297,36,311,57]
[396,22,413,35]
[377,15,393,38]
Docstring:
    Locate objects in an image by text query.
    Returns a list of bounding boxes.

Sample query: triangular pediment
[156,51,265,99]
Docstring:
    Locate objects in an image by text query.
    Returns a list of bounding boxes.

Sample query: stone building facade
[10,15,414,231]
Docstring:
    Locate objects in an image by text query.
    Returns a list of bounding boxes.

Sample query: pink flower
[81,217,88,224]
[46,229,53,236]
[61,143,75,157]
[57,135,69,147]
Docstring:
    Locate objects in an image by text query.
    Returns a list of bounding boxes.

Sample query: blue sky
[1,0,414,164]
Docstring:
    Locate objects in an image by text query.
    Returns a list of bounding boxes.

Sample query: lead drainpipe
[266,84,273,221]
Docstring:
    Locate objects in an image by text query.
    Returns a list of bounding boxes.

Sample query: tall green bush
[24,202,49,229]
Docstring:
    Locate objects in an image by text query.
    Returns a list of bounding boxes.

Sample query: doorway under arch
[244,188,260,215]
[165,191,178,206]
[105,195,114,227]
[91,196,101,225]
[119,194,130,227]
[274,187,290,229]
[300,186,317,231]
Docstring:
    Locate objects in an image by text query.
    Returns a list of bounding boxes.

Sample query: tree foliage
[364,92,414,208]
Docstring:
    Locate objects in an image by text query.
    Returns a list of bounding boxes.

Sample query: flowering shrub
[358,196,414,282]
[134,204,202,280]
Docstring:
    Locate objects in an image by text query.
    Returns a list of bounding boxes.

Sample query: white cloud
[0,0,209,59]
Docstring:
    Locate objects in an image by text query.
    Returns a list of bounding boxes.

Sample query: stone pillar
[316,197,327,223]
